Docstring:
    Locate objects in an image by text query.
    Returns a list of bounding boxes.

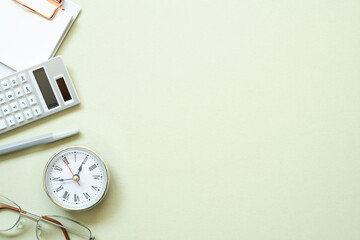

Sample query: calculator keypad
[0,74,43,132]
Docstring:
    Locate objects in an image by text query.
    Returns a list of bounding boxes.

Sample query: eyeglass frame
[12,0,65,20]
[0,195,95,240]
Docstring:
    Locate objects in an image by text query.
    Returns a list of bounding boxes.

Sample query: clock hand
[63,159,80,186]
[77,161,85,175]
[52,178,73,181]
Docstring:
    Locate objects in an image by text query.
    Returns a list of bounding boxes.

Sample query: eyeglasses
[13,0,64,20]
[0,195,95,240]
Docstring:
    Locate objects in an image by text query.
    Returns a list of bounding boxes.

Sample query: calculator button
[32,106,42,116]
[1,80,10,90]
[5,91,15,101]
[6,116,15,126]
[10,102,20,112]
[1,105,11,115]
[15,113,25,123]
[19,98,28,109]
[24,109,33,120]
[0,94,5,105]
[14,87,24,98]
[19,73,27,83]
[0,119,6,130]
[28,95,37,105]
[10,77,18,87]
[23,84,32,95]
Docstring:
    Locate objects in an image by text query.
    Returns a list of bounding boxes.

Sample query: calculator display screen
[33,68,59,110]
[56,77,72,102]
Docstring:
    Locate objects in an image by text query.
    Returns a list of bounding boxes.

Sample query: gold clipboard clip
[13,0,64,20]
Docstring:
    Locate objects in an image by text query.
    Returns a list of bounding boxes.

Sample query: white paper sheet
[0,0,73,71]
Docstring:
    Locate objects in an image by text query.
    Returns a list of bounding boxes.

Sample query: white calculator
[0,57,80,134]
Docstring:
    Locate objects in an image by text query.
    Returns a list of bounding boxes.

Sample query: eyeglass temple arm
[0,206,70,240]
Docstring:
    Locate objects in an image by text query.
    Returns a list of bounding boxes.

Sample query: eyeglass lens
[0,195,21,232]
[0,195,93,239]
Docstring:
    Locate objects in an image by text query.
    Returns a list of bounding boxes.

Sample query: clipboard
[0,0,81,78]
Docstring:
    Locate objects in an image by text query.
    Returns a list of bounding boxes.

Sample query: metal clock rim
[43,146,110,212]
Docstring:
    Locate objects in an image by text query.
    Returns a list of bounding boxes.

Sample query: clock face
[44,146,109,211]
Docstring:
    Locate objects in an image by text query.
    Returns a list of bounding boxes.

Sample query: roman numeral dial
[44,147,109,211]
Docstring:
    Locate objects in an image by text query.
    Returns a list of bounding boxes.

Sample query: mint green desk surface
[1,0,360,239]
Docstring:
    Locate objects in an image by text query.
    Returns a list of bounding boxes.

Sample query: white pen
[0,129,80,156]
